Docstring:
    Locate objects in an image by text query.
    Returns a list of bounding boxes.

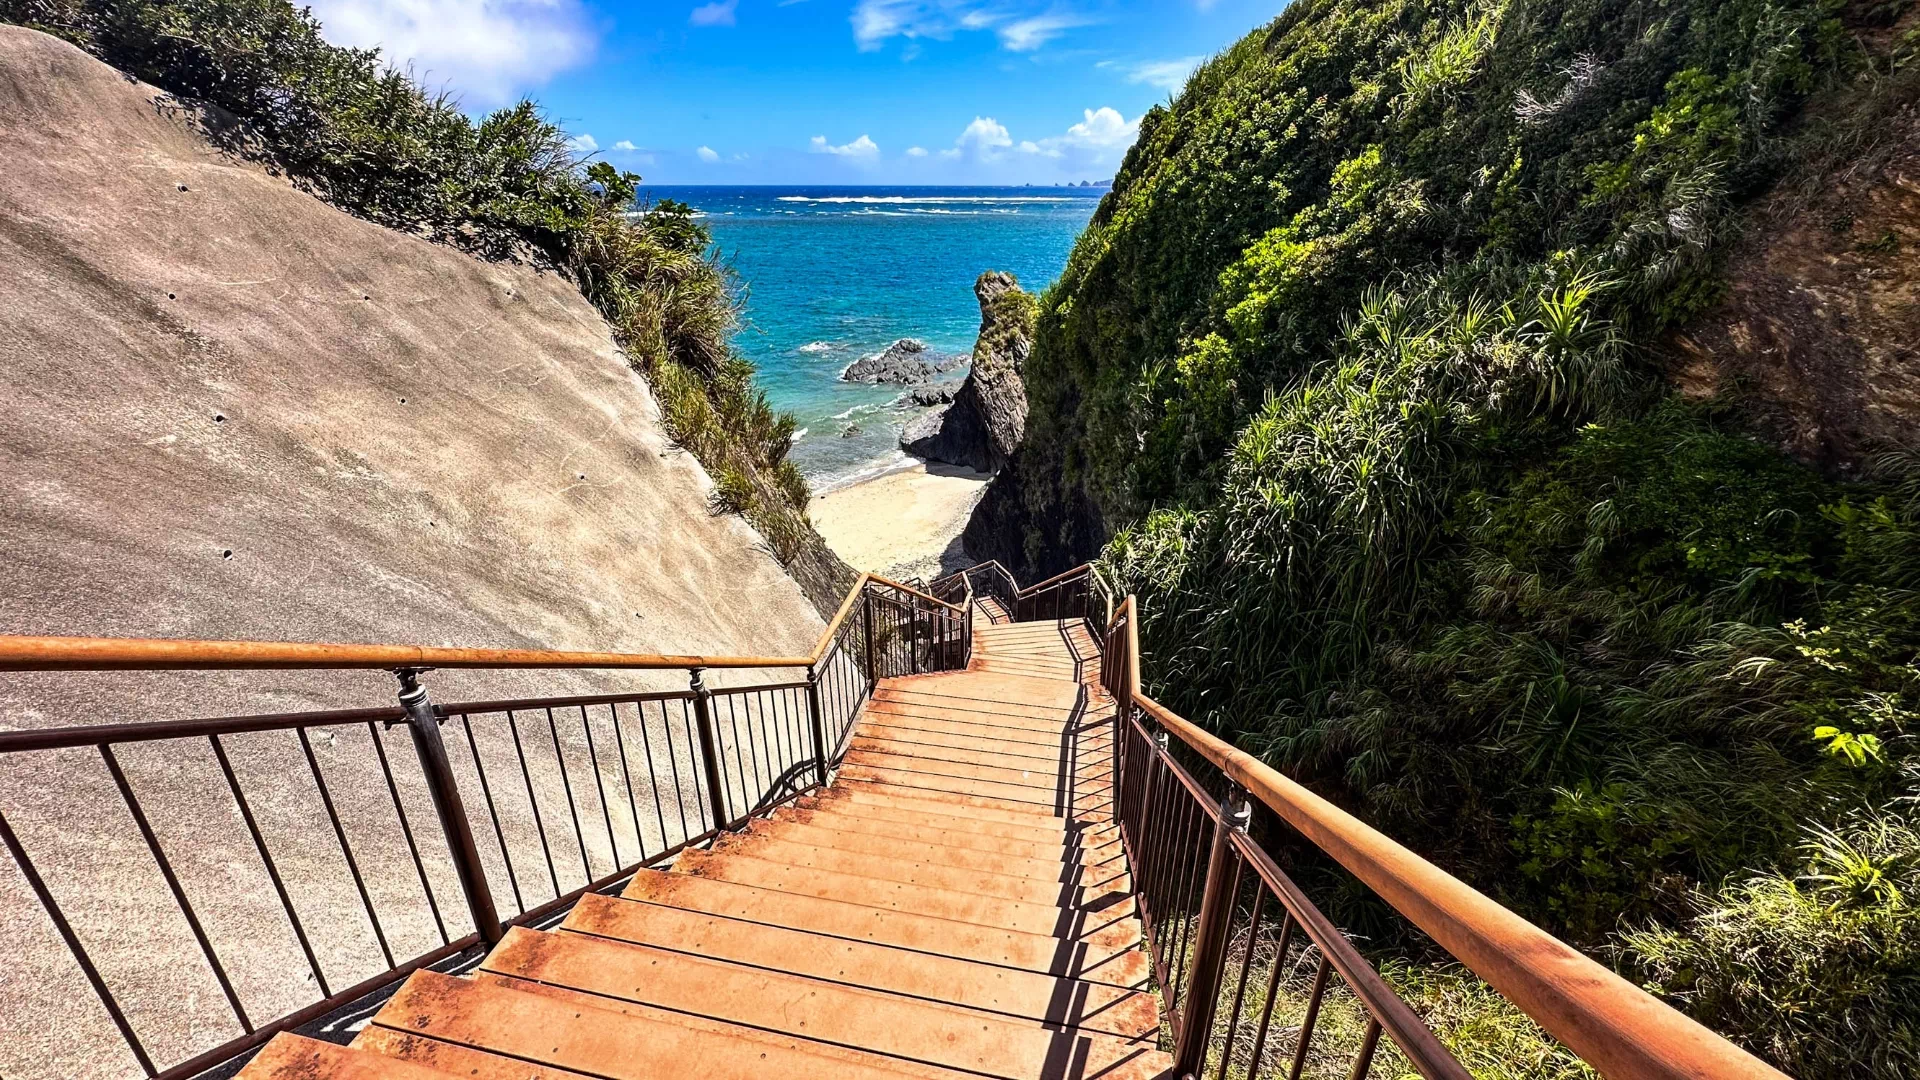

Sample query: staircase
[236,605,1169,1080]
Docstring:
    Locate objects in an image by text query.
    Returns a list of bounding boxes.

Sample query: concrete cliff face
[0,34,827,1079]
[0,27,822,684]
[901,271,1033,474]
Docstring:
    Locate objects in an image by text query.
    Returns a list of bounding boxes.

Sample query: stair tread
[364,971,940,1080]
[621,866,1148,984]
[671,848,1141,940]
[560,893,1158,1036]
[750,817,1128,884]
[239,1035,469,1080]
[479,927,1166,1077]
[712,830,1123,906]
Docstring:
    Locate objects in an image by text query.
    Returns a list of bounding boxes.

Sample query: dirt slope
[0,28,823,1080]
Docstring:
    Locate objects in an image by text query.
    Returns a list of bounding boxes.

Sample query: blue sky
[305,0,1285,184]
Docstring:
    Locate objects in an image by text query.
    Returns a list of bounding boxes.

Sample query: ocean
[652,186,1103,489]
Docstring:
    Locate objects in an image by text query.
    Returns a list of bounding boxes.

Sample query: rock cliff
[900,271,1034,474]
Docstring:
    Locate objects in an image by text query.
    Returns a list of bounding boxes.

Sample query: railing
[0,572,965,1080]
[930,560,1111,626]
[1089,590,1790,1080]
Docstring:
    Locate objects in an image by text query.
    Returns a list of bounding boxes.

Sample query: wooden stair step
[238,1035,467,1080]
[361,970,936,1080]
[480,927,1168,1078]
[802,789,1120,844]
[560,893,1159,1038]
[857,711,1110,751]
[837,765,1110,815]
[776,803,1125,864]
[846,744,1113,792]
[818,779,1075,825]
[749,817,1129,887]
[851,726,1113,766]
[621,867,1147,984]
[870,691,1084,725]
[671,848,1140,941]
[711,830,1121,907]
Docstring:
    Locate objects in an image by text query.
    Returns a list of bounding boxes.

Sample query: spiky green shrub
[996,0,1919,1071]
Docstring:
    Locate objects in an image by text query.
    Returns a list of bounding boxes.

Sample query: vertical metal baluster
[806,666,829,789]
[209,735,329,996]
[293,730,394,968]
[0,808,158,1077]
[367,720,450,944]
[690,669,730,832]
[1288,955,1334,1080]
[667,699,696,843]
[862,591,877,687]
[1349,1019,1383,1080]
[460,715,524,914]
[721,694,749,813]
[638,700,673,850]
[1174,786,1252,1078]
[735,693,767,806]
[507,710,561,898]
[392,673,498,945]
[544,707,592,885]
[608,703,646,865]
[100,745,254,1029]
[1244,915,1296,1078]
[1216,886,1269,1080]
[579,706,620,869]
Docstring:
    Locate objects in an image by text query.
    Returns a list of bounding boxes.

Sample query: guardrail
[0,573,968,1080]
[1086,587,1790,1080]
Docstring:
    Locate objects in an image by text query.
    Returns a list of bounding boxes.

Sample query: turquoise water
[654,186,1102,489]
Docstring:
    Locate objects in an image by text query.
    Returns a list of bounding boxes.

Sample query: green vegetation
[1,0,847,604]
[996,0,1920,1072]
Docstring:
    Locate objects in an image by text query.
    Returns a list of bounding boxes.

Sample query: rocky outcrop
[843,338,939,384]
[900,271,1034,472]
[1665,100,1920,474]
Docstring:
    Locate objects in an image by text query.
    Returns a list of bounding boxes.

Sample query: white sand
[811,461,992,581]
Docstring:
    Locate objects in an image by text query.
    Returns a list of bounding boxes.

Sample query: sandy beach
[811,460,992,581]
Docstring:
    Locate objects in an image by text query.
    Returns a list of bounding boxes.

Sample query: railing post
[806,664,829,788]
[1174,782,1252,1079]
[909,597,922,675]
[688,668,730,832]
[862,590,877,686]
[393,668,502,945]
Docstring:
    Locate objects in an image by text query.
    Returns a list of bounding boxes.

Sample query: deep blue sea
[652,186,1103,489]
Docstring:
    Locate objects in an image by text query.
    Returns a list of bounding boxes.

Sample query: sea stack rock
[842,338,936,384]
[900,271,1034,472]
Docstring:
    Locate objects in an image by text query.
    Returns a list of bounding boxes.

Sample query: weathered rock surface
[842,338,936,383]
[0,30,824,1079]
[902,382,961,407]
[1665,104,1920,474]
[900,271,1034,472]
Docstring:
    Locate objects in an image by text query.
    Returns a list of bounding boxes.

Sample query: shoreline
[809,459,991,582]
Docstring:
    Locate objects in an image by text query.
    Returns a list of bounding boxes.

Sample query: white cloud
[810,134,881,158]
[696,145,721,163]
[568,132,598,153]
[689,0,736,26]
[853,1,1096,53]
[954,116,1012,158]
[1123,56,1203,92]
[943,107,1139,168]
[906,146,929,157]
[308,0,595,106]
[1059,106,1137,149]
[611,139,638,151]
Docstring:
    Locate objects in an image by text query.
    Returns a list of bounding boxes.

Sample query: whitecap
[798,341,834,355]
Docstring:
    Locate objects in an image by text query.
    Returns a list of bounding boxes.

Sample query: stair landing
[238,618,1162,1080]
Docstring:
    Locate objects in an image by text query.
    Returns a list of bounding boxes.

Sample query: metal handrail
[1089,583,1788,1080]
[0,571,962,1080]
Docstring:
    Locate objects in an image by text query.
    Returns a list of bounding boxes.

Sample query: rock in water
[902,382,960,407]
[842,338,935,384]
[900,271,1034,472]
